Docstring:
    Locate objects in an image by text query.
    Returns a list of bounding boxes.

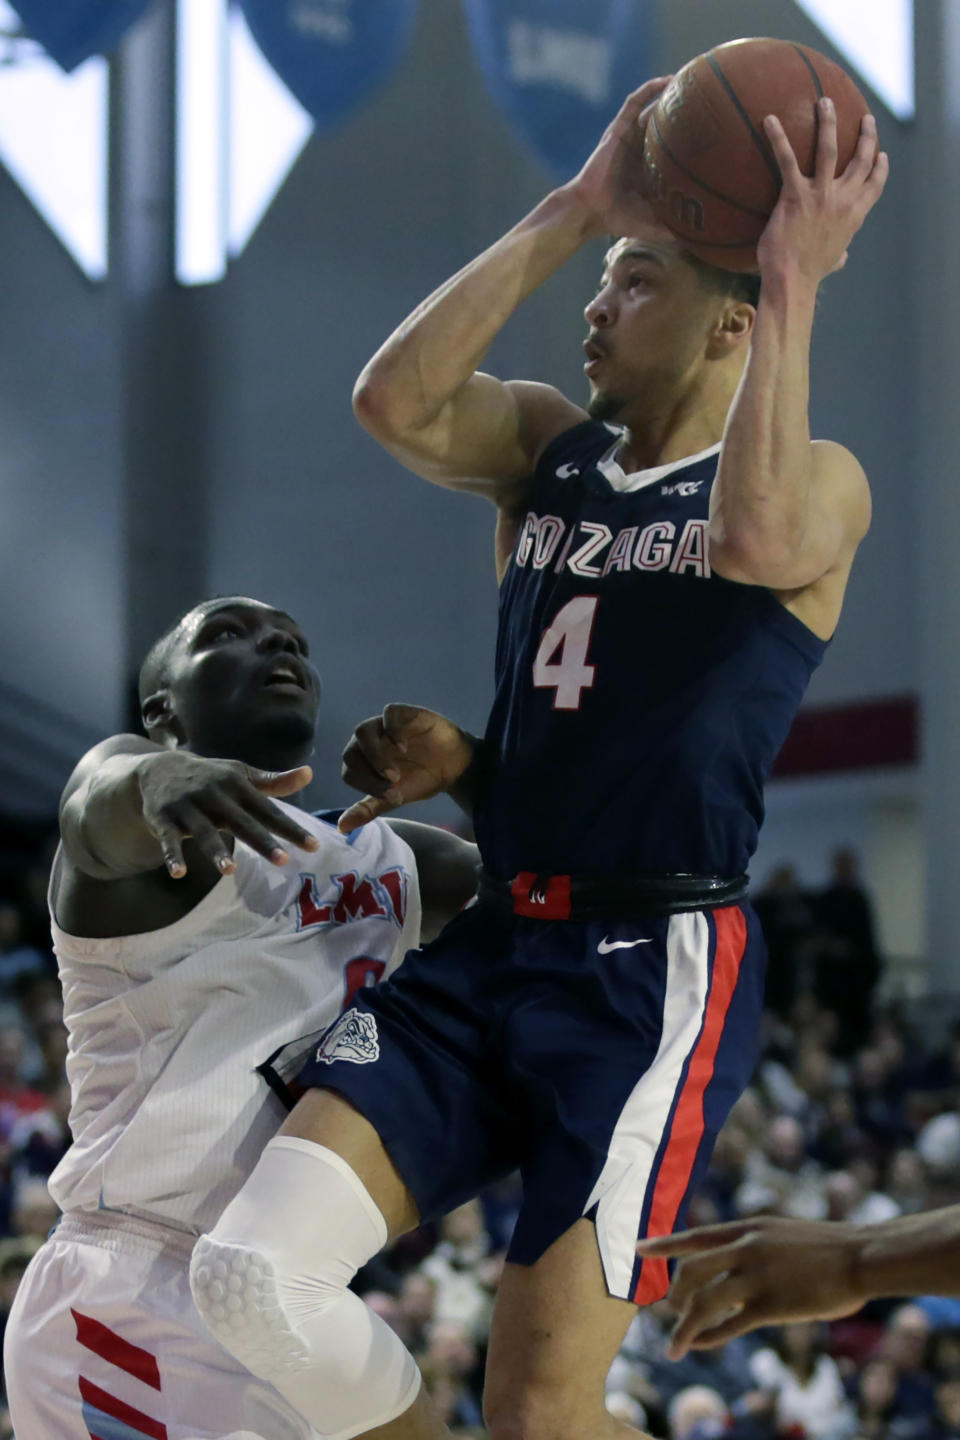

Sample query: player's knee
[189,1134,387,1381]
[190,1230,317,1379]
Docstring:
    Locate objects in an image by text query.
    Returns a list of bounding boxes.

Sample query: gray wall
[0,0,925,818]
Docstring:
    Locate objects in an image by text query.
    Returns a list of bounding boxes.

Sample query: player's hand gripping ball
[641,37,870,271]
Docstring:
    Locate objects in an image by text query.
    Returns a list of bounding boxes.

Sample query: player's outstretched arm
[636,1208,960,1356]
[709,98,887,591]
[339,704,481,833]
[60,735,318,882]
[385,821,479,942]
[352,79,670,506]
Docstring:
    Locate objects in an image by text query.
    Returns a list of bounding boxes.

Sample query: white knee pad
[190,1136,420,1439]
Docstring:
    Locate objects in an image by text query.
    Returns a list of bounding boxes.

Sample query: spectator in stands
[815,847,881,1051]
[748,1322,850,1438]
[754,864,818,1018]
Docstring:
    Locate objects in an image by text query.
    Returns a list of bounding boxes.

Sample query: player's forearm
[446,734,484,820]
[712,265,818,575]
[63,747,168,879]
[849,1206,960,1300]
[353,186,594,437]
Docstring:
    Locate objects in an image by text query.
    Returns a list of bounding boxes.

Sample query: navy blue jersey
[473,421,828,879]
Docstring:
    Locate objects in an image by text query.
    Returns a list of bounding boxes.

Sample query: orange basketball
[642,38,870,271]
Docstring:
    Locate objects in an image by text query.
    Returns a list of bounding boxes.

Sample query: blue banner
[463,0,655,178]
[10,0,152,72]
[239,0,418,129]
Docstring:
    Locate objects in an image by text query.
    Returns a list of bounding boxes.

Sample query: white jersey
[48,806,420,1234]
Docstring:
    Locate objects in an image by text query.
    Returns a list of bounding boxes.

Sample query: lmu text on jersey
[514,513,711,580]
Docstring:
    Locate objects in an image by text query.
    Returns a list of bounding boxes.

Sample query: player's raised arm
[352,79,671,506]
[709,99,887,592]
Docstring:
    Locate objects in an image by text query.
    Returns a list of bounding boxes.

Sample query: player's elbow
[710,527,811,589]
[352,363,419,443]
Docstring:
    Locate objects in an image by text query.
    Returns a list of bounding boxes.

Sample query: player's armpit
[385,820,479,941]
[710,439,871,591]
[354,374,585,508]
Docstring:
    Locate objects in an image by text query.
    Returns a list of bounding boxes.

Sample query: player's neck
[614,370,739,473]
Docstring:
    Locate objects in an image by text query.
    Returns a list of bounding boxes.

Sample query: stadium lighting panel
[0,1,108,279]
[792,0,915,120]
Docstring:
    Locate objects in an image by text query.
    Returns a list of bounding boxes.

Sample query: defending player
[190,84,888,1440]
[3,597,477,1440]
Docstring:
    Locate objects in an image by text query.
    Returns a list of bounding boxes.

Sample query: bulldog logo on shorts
[315,1009,380,1065]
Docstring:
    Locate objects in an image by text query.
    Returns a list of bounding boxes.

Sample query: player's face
[163,598,321,769]
[583,227,727,424]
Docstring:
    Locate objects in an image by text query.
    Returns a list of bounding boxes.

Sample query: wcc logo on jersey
[296,868,407,931]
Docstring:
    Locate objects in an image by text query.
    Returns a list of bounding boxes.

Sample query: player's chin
[587,386,627,423]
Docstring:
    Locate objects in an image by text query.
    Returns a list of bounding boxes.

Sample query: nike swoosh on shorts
[597,937,653,954]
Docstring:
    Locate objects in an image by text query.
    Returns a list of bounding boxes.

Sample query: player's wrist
[550,182,610,243]
[755,255,821,305]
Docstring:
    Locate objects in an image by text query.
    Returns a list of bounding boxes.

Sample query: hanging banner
[463,0,655,178]
[10,0,152,72]
[239,0,418,130]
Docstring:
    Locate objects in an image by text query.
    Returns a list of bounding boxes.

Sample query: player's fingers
[863,149,890,203]
[668,1270,751,1358]
[668,1250,741,1315]
[342,736,404,797]
[166,800,237,876]
[145,813,189,879]
[244,764,314,798]
[338,794,399,835]
[383,703,439,751]
[203,794,292,865]
[843,112,878,183]
[675,1303,761,1354]
[637,1221,752,1258]
[763,115,803,186]
[814,96,838,183]
[234,787,322,852]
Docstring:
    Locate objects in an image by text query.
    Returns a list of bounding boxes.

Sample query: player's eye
[203,621,243,645]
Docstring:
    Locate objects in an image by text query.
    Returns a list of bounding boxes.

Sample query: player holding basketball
[190,83,888,1440]
[3,596,477,1440]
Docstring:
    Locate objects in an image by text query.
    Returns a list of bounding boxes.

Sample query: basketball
[641,38,871,272]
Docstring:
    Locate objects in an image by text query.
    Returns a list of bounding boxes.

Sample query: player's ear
[141,689,184,747]
[707,300,755,359]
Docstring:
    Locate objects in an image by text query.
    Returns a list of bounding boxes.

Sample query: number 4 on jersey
[532,596,599,710]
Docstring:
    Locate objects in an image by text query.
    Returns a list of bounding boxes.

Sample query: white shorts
[3,1209,320,1440]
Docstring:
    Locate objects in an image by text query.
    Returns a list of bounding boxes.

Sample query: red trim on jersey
[73,1309,161,1390]
[510,872,572,919]
[633,906,747,1306]
[78,1376,168,1440]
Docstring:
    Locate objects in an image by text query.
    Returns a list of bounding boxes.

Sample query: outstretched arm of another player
[338,705,481,833]
[709,98,887,591]
[60,735,318,881]
[352,79,671,506]
[637,1208,960,1357]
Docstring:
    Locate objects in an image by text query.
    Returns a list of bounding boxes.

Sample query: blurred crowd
[2,817,960,1440]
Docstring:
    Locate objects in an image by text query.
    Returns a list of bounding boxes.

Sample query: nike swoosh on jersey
[555,463,580,478]
[597,937,653,953]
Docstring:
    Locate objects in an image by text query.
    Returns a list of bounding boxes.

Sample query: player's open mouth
[583,339,607,375]
[262,662,307,694]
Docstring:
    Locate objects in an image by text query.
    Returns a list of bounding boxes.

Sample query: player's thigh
[483,1217,638,1439]
[279,1087,420,1238]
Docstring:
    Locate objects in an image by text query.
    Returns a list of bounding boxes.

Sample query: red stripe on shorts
[72,1309,162,1390]
[78,1375,168,1440]
[633,906,747,1305]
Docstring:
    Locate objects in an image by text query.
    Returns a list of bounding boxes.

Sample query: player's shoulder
[526,412,621,487]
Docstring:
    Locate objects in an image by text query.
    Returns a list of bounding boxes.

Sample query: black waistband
[477,869,749,921]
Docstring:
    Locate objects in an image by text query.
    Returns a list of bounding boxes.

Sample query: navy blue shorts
[263,899,765,1302]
